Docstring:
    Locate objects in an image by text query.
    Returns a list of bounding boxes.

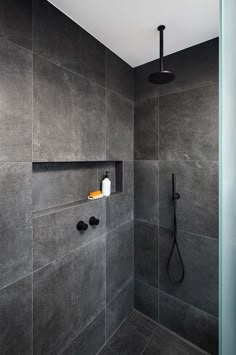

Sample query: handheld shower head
[149,25,175,85]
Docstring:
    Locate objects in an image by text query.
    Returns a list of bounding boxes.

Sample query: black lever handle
[77,221,88,231]
[89,216,99,226]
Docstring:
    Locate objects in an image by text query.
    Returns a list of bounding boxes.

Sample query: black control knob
[89,216,100,226]
[77,221,88,231]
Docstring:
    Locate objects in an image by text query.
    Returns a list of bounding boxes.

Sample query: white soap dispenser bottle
[102,171,111,197]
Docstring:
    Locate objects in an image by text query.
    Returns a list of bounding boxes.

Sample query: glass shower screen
[220,0,236,354]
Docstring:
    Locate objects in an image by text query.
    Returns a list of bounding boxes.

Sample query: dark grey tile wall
[134,280,159,322]
[33,0,105,86]
[0,38,32,162]
[159,291,218,354]
[0,0,32,50]
[106,91,133,161]
[0,163,32,289]
[1,0,134,354]
[0,275,32,354]
[106,221,134,303]
[33,198,106,270]
[62,311,105,355]
[134,161,159,225]
[134,220,158,286]
[133,38,219,353]
[159,84,219,161]
[159,160,219,238]
[159,226,218,317]
[134,96,159,160]
[106,281,134,340]
[33,55,106,162]
[33,236,106,354]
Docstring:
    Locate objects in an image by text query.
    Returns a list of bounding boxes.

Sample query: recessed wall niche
[32,161,123,214]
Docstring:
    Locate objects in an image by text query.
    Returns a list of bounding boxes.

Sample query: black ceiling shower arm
[158,25,165,72]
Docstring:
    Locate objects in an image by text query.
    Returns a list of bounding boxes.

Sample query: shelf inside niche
[32,161,123,216]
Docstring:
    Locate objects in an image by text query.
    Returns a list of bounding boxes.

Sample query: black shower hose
[167,191,185,284]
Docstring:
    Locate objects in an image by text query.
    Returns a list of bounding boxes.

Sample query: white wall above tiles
[48,0,219,67]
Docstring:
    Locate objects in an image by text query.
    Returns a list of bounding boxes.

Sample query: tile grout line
[140,334,153,355]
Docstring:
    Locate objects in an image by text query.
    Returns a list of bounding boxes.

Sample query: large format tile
[134,280,159,322]
[134,60,158,101]
[106,91,133,160]
[0,0,32,50]
[106,281,134,340]
[127,310,157,333]
[144,325,205,355]
[159,84,218,161]
[33,162,98,211]
[106,49,133,100]
[33,236,105,355]
[0,38,32,161]
[159,160,219,238]
[33,198,106,270]
[134,97,158,160]
[159,291,218,354]
[134,220,158,286]
[106,222,134,302]
[62,311,105,355]
[106,161,133,231]
[0,275,32,355]
[159,226,218,316]
[107,310,152,355]
[33,0,105,86]
[0,163,32,289]
[158,37,219,97]
[33,55,105,161]
[134,161,159,225]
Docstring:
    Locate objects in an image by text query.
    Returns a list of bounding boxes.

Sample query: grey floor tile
[33,198,106,270]
[134,220,158,286]
[134,280,159,322]
[134,97,158,160]
[0,275,32,355]
[106,281,134,340]
[33,0,105,86]
[159,84,218,161]
[159,226,218,317]
[106,91,133,161]
[106,222,134,302]
[62,311,105,355]
[107,314,152,355]
[0,0,32,50]
[0,163,32,289]
[99,346,117,355]
[127,310,157,333]
[159,291,218,354]
[33,55,105,162]
[106,49,133,101]
[143,326,206,355]
[33,237,105,355]
[134,161,159,225]
[0,38,32,162]
[159,160,219,238]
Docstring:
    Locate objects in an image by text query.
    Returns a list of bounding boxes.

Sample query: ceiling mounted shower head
[149,25,175,85]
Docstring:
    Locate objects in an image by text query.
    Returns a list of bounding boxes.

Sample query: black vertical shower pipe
[158,25,165,72]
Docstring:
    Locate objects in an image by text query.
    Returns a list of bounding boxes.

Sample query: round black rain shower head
[149,70,175,85]
[149,25,175,85]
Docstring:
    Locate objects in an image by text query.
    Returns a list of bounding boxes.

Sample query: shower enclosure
[134,37,219,355]
[0,0,224,354]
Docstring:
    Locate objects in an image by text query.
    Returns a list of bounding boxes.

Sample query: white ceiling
[49,0,219,68]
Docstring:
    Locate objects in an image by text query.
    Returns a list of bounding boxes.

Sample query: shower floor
[99,310,208,355]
